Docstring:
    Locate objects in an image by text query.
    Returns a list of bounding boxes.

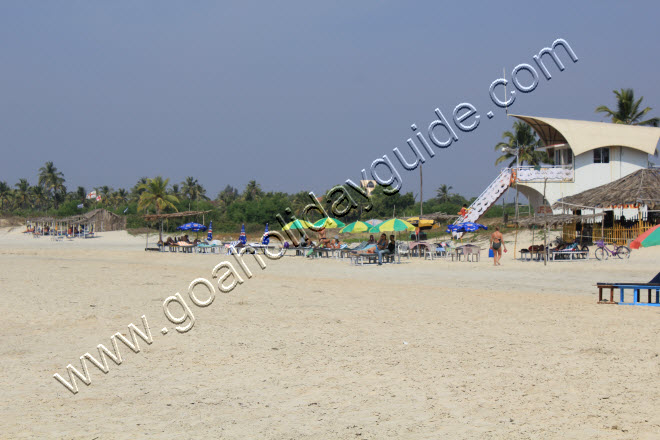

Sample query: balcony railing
[510,165,574,182]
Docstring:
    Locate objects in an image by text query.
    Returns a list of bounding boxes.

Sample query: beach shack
[458,116,660,225]
[554,168,660,245]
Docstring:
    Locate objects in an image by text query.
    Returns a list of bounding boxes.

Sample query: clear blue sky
[1,1,658,200]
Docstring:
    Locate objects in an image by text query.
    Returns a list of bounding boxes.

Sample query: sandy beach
[1,226,659,439]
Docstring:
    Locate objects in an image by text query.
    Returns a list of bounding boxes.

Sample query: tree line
[2,88,655,232]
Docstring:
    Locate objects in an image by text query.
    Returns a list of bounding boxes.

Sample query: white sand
[1,226,659,439]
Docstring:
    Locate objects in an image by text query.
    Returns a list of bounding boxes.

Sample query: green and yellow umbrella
[282,219,314,230]
[369,218,415,233]
[313,217,346,229]
[339,220,371,233]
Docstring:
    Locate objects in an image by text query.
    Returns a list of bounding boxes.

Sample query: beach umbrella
[339,220,371,234]
[369,218,415,233]
[365,219,383,226]
[177,222,207,232]
[447,222,487,233]
[313,217,346,229]
[630,224,660,249]
[262,223,270,245]
[239,223,247,245]
[282,219,314,230]
[207,221,213,241]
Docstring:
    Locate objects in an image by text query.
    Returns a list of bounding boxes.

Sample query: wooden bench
[597,283,660,306]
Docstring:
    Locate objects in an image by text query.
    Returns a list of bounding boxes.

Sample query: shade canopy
[369,218,415,233]
[339,221,371,234]
[177,222,207,232]
[512,114,660,156]
[282,219,314,230]
[630,224,660,249]
[555,168,660,209]
[447,222,487,233]
[312,217,346,229]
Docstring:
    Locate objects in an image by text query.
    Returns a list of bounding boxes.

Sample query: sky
[1,1,659,202]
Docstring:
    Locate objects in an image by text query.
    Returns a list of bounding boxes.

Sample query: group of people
[372,233,396,265]
[160,235,201,246]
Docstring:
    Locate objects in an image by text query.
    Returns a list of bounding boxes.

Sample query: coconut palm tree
[113,188,128,208]
[31,186,47,210]
[38,161,66,207]
[138,176,179,241]
[14,179,31,209]
[0,181,12,211]
[435,184,453,203]
[130,177,149,203]
[494,121,550,167]
[181,176,198,210]
[596,88,659,126]
[243,180,263,201]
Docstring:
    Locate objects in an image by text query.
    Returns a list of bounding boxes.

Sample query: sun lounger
[597,272,660,306]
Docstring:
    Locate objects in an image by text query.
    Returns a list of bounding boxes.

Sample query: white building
[460,115,660,224]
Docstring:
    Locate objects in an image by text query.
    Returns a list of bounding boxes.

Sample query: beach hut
[553,168,660,245]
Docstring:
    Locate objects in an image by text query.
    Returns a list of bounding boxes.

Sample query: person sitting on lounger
[376,233,389,265]
[368,235,375,244]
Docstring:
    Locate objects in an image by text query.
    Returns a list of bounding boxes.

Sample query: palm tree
[494,121,550,167]
[31,186,47,210]
[113,188,128,208]
[216,185,239,208]
[181,176,198,210]
[436,184,453,203]
[0,181,12,211]
[75,186,86,202]
[130,177,149,203]
[38,161,66,207]
[14,179,31,209]
[243,180,263,201]
[596,88,659,126]
[138,176,179,241]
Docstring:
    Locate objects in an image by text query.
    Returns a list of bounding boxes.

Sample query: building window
[593,147,609,164]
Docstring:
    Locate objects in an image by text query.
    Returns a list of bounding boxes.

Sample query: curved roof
[511,115,660,156]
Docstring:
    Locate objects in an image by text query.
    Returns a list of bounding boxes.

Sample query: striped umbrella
[365,219,383,226]
[282,219,314,230]
[239,223,247,245]
[630,224,660,249]
[369,218,415,233]
[262,223,270,245]
[313,217,346,229]
[339,221,371,234]
[207,221,213,241]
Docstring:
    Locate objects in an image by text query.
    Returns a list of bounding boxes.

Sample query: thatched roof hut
[61,209,126,231]
[554,168,660,210]
[515,213,604,228]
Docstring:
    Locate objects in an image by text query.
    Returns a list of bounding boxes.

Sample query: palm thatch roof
[554,168,660,209]
[142,210,211,221]
[515,213,604,228]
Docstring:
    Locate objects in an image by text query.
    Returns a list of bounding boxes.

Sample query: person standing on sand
[490,226,507,266]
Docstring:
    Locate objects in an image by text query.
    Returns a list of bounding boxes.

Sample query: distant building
[360,180,377,196]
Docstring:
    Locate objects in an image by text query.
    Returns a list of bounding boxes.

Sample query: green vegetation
[596,88,659,127]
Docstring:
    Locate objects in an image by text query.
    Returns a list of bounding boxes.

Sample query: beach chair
[597,272,660,306]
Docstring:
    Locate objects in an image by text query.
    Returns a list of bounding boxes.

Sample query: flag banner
[86,191,97,199]
[96,195,102,202]
[77,203,84,209]
[123,207,129,214]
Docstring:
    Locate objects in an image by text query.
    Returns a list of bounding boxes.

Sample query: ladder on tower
[454,168,512,226]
